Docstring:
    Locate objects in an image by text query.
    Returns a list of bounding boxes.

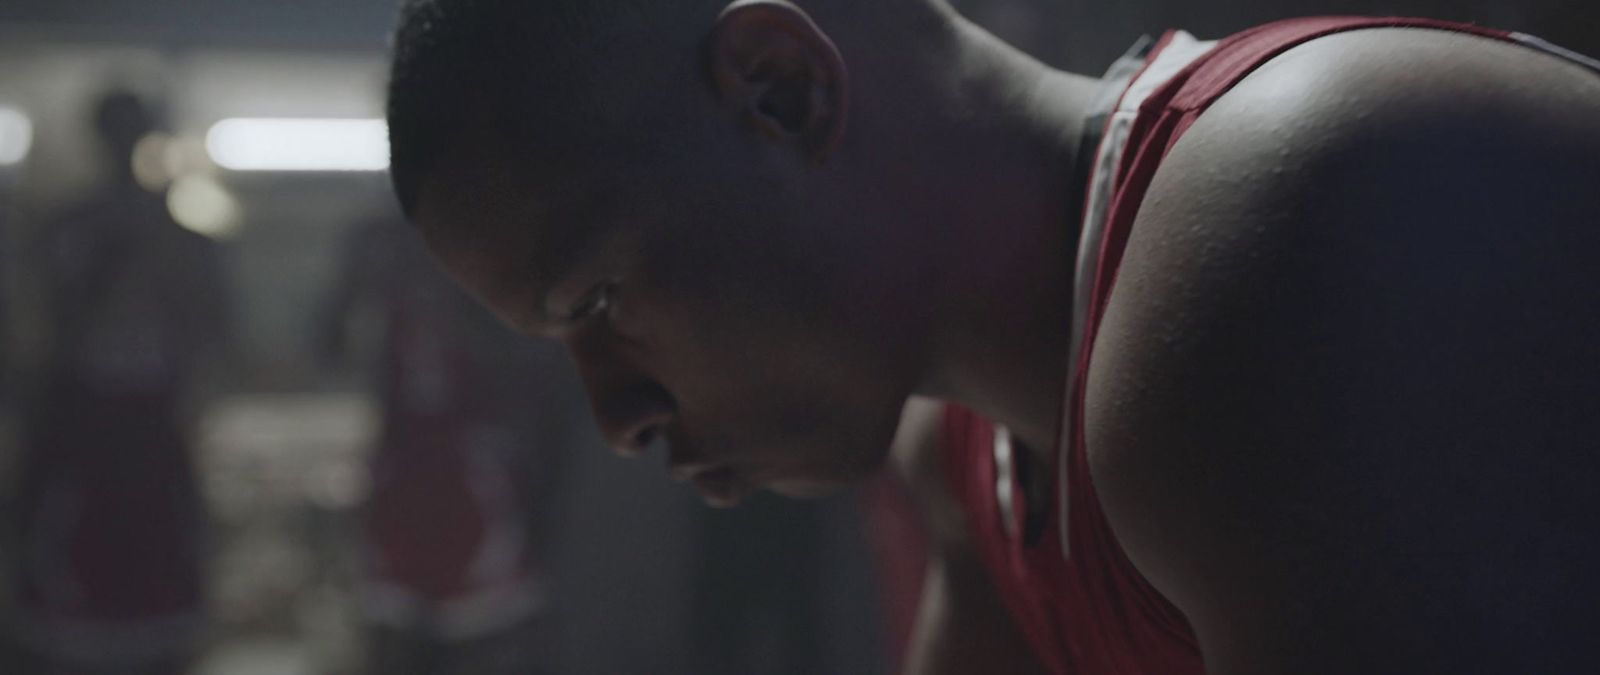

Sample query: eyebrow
[509,195,617,330]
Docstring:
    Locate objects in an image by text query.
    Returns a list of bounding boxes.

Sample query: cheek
[624,244,910,460]
[676,313,905,452]
[642,203,844,323]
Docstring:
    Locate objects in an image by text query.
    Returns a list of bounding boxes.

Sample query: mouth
[669,460,750,508]
[767,477,840,499]
[691,466,747,507]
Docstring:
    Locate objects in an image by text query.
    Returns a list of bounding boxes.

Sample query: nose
[567,331,676,458]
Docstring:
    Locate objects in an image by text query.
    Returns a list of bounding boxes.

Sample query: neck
[916,20,1100,458]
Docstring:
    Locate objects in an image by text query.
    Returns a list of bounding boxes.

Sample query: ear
[710,0,849,161]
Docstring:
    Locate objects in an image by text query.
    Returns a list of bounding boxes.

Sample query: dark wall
[0,0,397,48]
[7,1,1594,62]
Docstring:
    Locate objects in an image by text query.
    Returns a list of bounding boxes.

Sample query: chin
[753,421,895,499]
[767,476,850,500]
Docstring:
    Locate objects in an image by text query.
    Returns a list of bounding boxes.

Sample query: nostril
[633,425,660,450]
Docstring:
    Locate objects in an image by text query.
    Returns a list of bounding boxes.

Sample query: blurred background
[0,2,1592,674]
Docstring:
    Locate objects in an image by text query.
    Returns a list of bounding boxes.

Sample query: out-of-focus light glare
[137,134,211,191]
[0,106,34,166]
[133,132,174,191]
[167,174,242,239]
[167,136,208,176]
[206,118,388,172]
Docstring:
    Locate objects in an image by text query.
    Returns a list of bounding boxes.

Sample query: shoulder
[1084,25,1600,673]
[890,397,975,550]
[1157,27,1600,211]
[1123,25,1600,300]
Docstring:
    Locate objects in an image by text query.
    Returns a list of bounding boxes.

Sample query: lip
[686,466,747,508]
[668,458,712,483]
[667,443,752,507]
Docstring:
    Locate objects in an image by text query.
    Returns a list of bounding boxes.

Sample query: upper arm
[889,397,963,543]
[889,398,1049,675]
[1084,29,1600,673]
[902,548,1050,675]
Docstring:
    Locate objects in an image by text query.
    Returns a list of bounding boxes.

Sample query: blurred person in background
[387,1,1600,673]
[319,214,577,675]
[8,89,228,675]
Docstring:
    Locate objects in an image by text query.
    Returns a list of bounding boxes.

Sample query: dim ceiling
[0,0,401,49]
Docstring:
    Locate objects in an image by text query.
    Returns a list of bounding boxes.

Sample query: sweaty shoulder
[1164,27,1600,203]
[1086,26,1600,674]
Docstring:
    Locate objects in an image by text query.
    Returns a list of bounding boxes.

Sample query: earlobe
[709,0,849,161]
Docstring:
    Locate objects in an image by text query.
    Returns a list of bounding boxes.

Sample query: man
[12,90,227,675]
[384,1,1600,673]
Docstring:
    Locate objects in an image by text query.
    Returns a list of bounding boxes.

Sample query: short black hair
[386,0,721,218]
[386,0,943,218]
[387,0,500,217]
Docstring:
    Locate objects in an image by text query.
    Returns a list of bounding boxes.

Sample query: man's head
[93,89,157,183]
[389,0,976,505]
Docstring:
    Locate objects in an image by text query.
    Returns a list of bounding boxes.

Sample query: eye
[567,279,620,322]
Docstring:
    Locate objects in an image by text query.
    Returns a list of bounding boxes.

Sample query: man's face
[415,129,925,506]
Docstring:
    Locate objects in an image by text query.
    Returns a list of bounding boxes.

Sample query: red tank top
[939,16,1599,674]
